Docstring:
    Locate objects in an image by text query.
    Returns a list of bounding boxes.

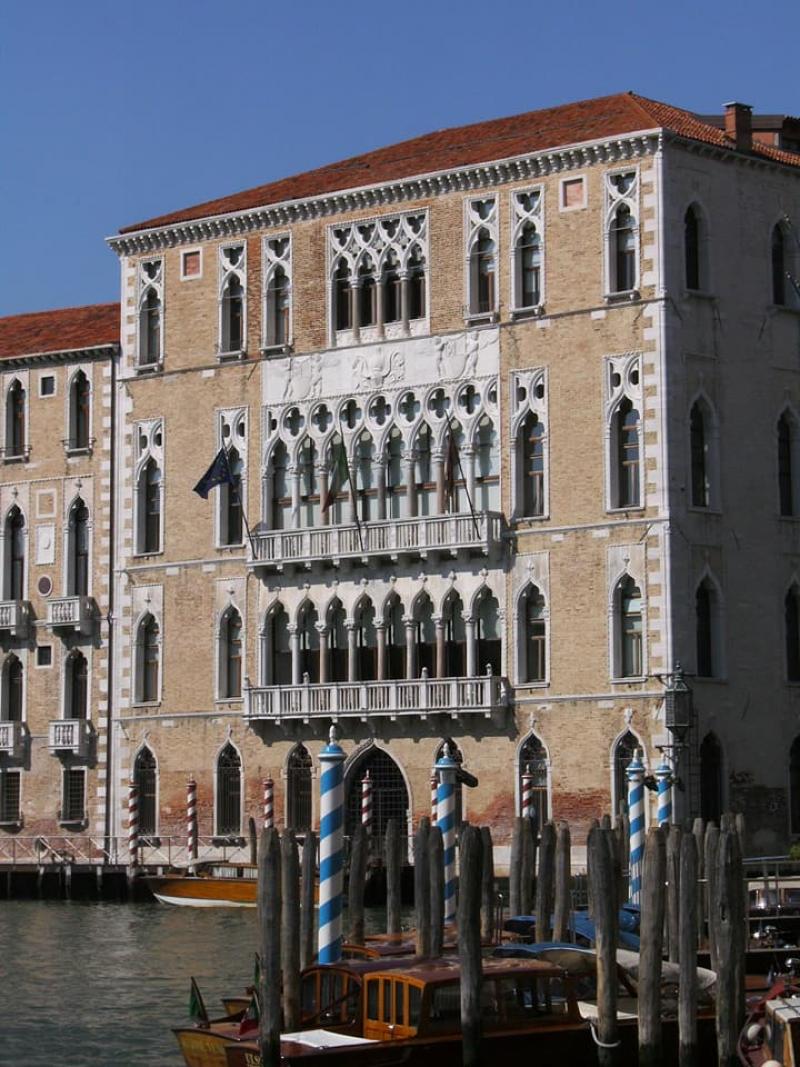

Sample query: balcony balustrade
[48,719,92,757]
[0,599,31,639]
[0,721,25,758]
[45,596,96,635]
[248,511,505,572]
[245,669,506,723]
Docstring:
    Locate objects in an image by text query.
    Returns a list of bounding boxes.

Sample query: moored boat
[147,863,260,907]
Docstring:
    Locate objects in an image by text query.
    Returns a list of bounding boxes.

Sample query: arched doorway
[345,747,409,847]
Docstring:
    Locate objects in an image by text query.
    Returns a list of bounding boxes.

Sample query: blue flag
[193,448,235,499]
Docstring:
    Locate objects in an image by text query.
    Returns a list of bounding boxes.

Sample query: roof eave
[0,342,120,367]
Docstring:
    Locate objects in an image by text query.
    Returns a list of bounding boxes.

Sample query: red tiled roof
[120,91,800,235]
[0,303,119,361]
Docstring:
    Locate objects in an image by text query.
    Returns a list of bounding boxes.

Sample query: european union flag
[193,448,235,499]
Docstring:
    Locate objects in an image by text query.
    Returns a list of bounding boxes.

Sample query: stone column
[347,622,358,683]
[375,280,385,340]
[405,450,417,518]
[376,622,387,681]
[317,625,329,685]
[263,471,274,530]
[290,465,301,529]
[434,448,446,514]
[318,464,329,526]
[350,283,360,343]
[375,457,387,521]
[434,616,446,678]
[463,445,476,513]
[465,615,476,676]
[399,271,410,334]
[404,617,416,680]
[289,624,300,686]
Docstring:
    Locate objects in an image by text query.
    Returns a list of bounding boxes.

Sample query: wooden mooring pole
[429,824,444,957]
[552,822,571,942]
[715,828,744,1067]
[588,825,619,1066]
[678,830,698,1067]
[480,826,495,943]
[280,829,300,1032]
[414,817,431,958]
[385,817,402,937]
[258,828,281,1067]
[666,823,681,964]
[638,826,666,1067]
[535,821,556,943]
[348,825,367,946]
[458,824,483,1067]
[704,823,720,970]
[508,817,522,920]
[299,831,316,970]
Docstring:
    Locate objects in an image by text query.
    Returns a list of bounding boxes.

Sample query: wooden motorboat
[738,979,800,1065]
[148,862,320,908]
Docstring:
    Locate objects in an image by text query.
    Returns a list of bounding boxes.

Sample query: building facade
[3,92,800,866]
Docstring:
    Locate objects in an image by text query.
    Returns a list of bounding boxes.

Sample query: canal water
[0,900,396,1067]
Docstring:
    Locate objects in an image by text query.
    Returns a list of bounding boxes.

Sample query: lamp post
[663,663,694,824]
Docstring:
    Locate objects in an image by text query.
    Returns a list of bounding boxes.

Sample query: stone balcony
[0,600,31,639]
[247,511,505,572]
[45,596,96,635]
[245,670,507,724]
[48,719,92,757]
[0,721,25,758]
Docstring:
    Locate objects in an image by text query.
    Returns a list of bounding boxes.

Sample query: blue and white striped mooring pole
[655,758,672,827]
[626,750,645,905]
[435,744,459,926]
[318,724,345,964]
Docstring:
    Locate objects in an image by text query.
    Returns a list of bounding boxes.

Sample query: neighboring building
[3,91,800,867]
[0,304,119,843]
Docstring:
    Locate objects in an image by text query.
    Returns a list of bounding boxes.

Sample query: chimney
[723,101,753,151]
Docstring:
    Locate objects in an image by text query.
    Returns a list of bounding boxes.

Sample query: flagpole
[445,410,481,539]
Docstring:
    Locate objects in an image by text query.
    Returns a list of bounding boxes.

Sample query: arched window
[434,739,464,827]
[138,459,161,555]
[287,744,312,831]
[690,401,710,508]
[475,416,499,511]
[327,599,348,684]
[355,432,375,523]
[136,614,160,703]
[68,499,89,596]
[298,437,319,528]
[519,584,546,684]
[519,411,545,517]
[517,222,542,308]
[216,743,242,837]
[354,598,377,681]
[470,229,496,315]
[779,412,799,517]
[773,224,787,307]
[786,586,800,682]
[385,428,406,520]
[684,205,703,291]
[2,655,23,722]
[610,204,636,293]
[65,651,88,720]
[264,605,291,686]
[69,371,91,451]
[219,608,243,699]
[219,447,243,546]
[346,747,410,843]
[476,591,501,676]
[221,274,244,353]
[415,423,435,517]
[334,260,352,332]
[445,420,465,514]
[442,593,466,678]
[268,441,291,530]
[612,731,639,817]
[408,247,426,321]
[266,266,290,347]
[414,594,435,678]
[616,576,643,678]
[382,253,401,325]
[699,733,722,824]
[358,259,377,328]
[384,595,406,681]
[696,579,717,678]
[519,734,548,831]
[790,737,800,836]
[5,506,25,601]
[134,747,157,836]
[298,602,320,683]
[6,380,25,458]
[139,288,161,366]
[613,398,641,508]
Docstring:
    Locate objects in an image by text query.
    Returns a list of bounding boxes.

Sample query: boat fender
[762,1061,781,1067]
[745,1022,764,1044]
[588,1021,621,1049]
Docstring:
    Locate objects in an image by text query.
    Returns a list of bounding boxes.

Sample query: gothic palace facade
[2,92,800,864]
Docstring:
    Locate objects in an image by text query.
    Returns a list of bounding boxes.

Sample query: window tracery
[218,244,246,356]
[605,354,643,510]
[511,188,544,312]
[217,409,247,546]
[511,369,547,519]
[137,259,163,368]
[466,197,498,319]
[135,420,164,555]
[263,235,291,349]
[605,170,639,296]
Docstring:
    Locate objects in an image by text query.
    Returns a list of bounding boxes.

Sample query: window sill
[217,349,248,362]
[132,700,161,709]
[1,452,30,464]
[135,361,163,376]
[0,820,22,829]
[464,311,499,326]
[611,675,647,685]
[132,550,163,560]
[510,305,545,321]
[606,505,645,516]
[65,446,93,458]
[58,818,88,829]
[215,697,243,705]
[216,542,246,551]
[604,290,640,304]
[261,343,292,358]
[516,679,550,689]
[513,513,550,525]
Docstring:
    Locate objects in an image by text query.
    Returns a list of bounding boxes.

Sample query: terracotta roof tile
[120,91,800,235]
[0,303,119,361]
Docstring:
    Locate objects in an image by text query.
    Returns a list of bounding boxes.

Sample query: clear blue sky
[1,0,797,317]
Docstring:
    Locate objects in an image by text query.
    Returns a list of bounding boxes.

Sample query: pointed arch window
[616,576,643,679]
[684,205,703,291]
[382,253,402,325]
[610,204,637,293]
[334,260,352,332]
[612,731,638,817]
[476,591,501,676]
[358,260,377,328]
[779,412,799,517]
[613,399,641,508]
[791,737,800,836]
[219,608,243,699]
[298,602,320,683]
[699,733,722,824]
[219,446,243,546]
[68,499,89,596]
[470,229,496,315]
[354,598,377,681]
[408,247,426,321]
[690,402,710,508]
[519,411,545,517]
[287,744,312,831]
[696,579,717,678]
[134,747,157,836]
[69,371,91,451]
[6,380,26,458]
[136,614,160,703]
[216,743,242,837]
[137,459,162,555]
[355,432,375,523]
[384,596,406,681]
[519,584,546,684]
[221,251,245,354]
[773,224,787,307]
[517,222,542,308]
[385,428,406,520]
[414,594,436,678]
[298,437,319,528]
[475,416,499,511]
[139,288,161,367]
[346,747,410,843]
[519,734,548,832]
[65,651,88,720]
[442,594,466,678]
[266,266,290,347]
[2,655,23,722]
[786,586,800,682]
[5,506,25,600]
[327,599,348,684]
[264,605,291,686]
[415,424,435,517]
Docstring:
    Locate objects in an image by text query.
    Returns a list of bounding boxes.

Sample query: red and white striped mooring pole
[186,776,198,868]
[128,778,139,867]
[361,771,373,834]
[521,772,535,821]
[430,773,438,825]
[263,776,274,830]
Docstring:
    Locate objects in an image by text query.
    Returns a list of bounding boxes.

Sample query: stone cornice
[0,343,119,370]
[107,129,663,257]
